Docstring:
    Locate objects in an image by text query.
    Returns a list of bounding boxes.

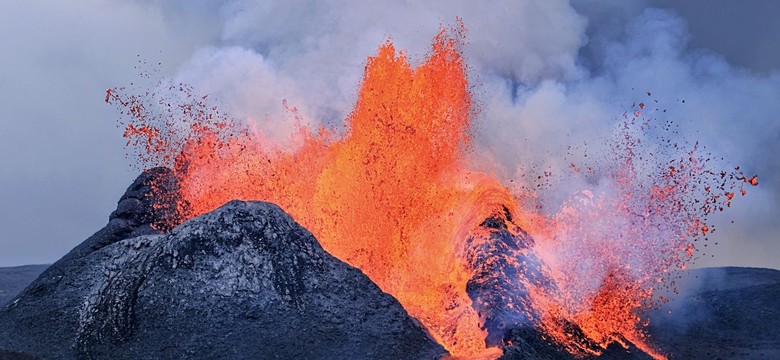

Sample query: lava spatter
[108,23,752,359]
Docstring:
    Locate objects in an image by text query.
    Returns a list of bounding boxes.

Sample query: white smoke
[145,1,779,268]
[5,0,774,269]
[160,1,588,137]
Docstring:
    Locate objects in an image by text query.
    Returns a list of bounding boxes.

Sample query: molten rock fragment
[0,173,445,359]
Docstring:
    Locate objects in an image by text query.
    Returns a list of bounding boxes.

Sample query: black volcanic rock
[499,266,780,360]
[464,205,551,346]
[24,167,183,285]
[462,207,658,360]
[0,349,37,360]
[0,265,48,307]
[0,176,445,359]
[3,169,778,360]
[0,168,182,344]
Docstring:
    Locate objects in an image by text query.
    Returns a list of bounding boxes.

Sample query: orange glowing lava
[108,23,753,360]
[117,24,506,357]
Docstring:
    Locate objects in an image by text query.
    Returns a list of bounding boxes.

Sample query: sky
[0,0,778,269]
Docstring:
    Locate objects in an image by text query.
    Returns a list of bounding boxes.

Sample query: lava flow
[108,23,755,359]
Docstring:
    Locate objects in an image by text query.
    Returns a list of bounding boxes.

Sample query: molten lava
[108,23,753,359]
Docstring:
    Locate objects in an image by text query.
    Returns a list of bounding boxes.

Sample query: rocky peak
[0,189,445,359]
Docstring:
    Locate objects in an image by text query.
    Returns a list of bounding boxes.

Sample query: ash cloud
[1,0,778,269]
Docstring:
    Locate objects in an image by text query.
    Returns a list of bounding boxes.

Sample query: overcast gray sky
[1,0,778,268]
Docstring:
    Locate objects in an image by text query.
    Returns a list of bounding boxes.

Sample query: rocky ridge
[0,169,445,360]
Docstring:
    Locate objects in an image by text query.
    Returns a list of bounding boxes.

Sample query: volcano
[0,169,445,359]
[88,23,764,359]
[1,169,778,359]
[0,169,652,360]
[2,19,769,360]
[0,169,566,359]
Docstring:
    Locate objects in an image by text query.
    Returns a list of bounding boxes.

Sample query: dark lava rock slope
[0,265,48,307]
[0,170,445,360]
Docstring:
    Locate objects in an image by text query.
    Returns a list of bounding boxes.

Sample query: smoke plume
[146,1,779,269]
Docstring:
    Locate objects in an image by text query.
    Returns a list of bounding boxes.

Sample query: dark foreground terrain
[0,169,444,360]
[3,259,777,359]
[0,266,47,308]
[0,169,777,359]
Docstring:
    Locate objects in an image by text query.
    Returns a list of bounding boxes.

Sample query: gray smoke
[0,0,777,269]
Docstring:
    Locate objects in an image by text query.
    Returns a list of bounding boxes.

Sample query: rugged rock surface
[0,265,48,307]
[463,205,552,346]
[0,349,37,360]
[0,171,445,359]
[2,168,778,360]
[464,208,653,360]
[499,266,780,360]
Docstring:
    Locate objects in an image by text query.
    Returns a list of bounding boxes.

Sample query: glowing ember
[108,23,753,359]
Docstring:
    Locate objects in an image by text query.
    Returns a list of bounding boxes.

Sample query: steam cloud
[1,0,777,269]
[163,1,780,268]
